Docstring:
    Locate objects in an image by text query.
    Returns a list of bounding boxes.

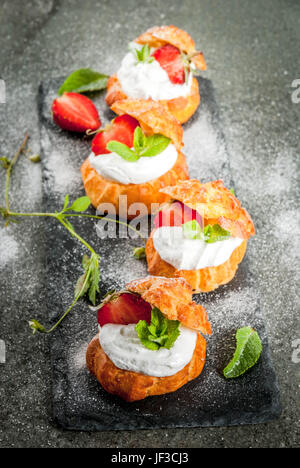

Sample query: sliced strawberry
[154,201,203,229]
[152,44,185,84]
[52,92,101,133]
[92,114,140,155]
[98,292,152,327]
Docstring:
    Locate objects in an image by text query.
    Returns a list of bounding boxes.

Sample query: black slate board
[38,77,281,430]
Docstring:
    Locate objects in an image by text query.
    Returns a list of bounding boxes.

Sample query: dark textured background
[0,0,299,448]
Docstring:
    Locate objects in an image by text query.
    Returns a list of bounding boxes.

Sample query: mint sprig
[131,44,155,65]
[223,327,263,378]
[182,220,231,243]
[106,126,171,162]
[74,253,100,305]
[135,307,180,351]
[58,68,109,95]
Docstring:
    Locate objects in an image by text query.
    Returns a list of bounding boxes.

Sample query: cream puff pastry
[105,25,207,124]
[146,180,255,292]
[86,276,211,402]
[81,99,189,219]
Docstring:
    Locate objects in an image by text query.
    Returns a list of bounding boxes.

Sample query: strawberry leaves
[106,126,171,162]
[135,307,180,351]
[58,68,109,95]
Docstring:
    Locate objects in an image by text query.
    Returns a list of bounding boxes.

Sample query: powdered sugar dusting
[0,227,19,268]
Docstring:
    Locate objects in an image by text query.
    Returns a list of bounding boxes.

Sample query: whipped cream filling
[117,42,193,101]
[153,226,244,270]
[88,143,178,185]
[99,323,197,377]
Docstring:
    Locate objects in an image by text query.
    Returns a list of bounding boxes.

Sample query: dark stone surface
[39,77,281,431]
[0,0,299,448]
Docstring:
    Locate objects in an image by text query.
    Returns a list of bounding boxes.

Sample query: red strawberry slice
[92,114,140,155]
[52,92,101,133]
[154,201,203,229]
[98,292,152,327]
[152,44,185,84]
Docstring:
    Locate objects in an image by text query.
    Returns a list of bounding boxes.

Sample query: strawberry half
[92,114,140,155]
[52,92,101,133]
[154,201,203,229]
[152,44,185,84]
[97,292,152,327]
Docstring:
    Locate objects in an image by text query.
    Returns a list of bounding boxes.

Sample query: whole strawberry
[52,92,101,133]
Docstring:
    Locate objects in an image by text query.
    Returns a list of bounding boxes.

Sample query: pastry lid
[135,25,206,71]
[160,179,255,239]
[111,98,184,151]
[126,275,211,335]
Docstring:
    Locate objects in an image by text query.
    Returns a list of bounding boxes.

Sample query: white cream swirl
[88,143,178,185]
[153,226,244,270]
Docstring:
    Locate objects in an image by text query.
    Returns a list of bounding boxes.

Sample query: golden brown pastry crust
[110,99,183,151]
[160,179,255,239]
[126,276,211,335]
[105,25,206,124]
[144,179,254,292]
[106,76,201,125]
[146,233,248,293]
[80,151,189,218]
[86,331,207,402]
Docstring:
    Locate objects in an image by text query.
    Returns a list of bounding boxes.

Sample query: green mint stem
[2,134,144,335]
[58,216,96,255]
[5,212,145,240]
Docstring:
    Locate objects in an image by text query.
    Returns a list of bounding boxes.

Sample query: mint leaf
[63,194,69,211]
[107,129,170,162]
[182,221,231,243]
[164,320,181,349]
[133,126,147,155]
[135,307,180,351]
[182,219,203,240]
[74,253,100,305]
[133,246,146,259]
[74,272,90,299]
[223,327,263,379]
[140,134,171,157]
[131,44,154,64]
[106,141,139,162]
[58,69,109,95]
[69,196,91,212]
[82,254,91,271]
[204,224,231,243]
[135,320,160,350]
